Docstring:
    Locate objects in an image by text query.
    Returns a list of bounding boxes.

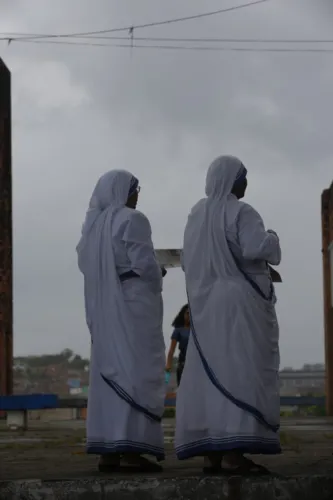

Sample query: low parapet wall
[1,475,333,500]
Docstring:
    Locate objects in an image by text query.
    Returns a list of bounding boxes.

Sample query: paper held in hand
[155,249,282,283]
[155,249,182,269]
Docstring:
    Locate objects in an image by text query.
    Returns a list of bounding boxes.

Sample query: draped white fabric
[175,156,281,459]
[77,170,165,459]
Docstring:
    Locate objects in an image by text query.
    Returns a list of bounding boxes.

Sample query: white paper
[155,249,182,268]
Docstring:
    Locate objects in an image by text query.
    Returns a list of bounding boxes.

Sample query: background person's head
[172,304,190,328]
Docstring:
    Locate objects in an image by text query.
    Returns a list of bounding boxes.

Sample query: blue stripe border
[101,374,162,423]
[176,436,281,460]
[187,299,279,433]
[87,439,165,461]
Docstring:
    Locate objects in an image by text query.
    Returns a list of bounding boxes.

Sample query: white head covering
[77,170,137,255]
[205,155,246,200]
[183,155,247,286]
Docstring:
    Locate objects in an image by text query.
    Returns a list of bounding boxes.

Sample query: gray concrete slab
[1,476,333,500]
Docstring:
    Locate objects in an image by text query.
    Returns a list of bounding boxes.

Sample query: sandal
[202,454,223,475]
[120,454,163,473]
[221,457,271,476]
[98,454,121,473]
[203,465,222,475]
[98,463,121,473]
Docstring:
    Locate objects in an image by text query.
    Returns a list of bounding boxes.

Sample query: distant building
[167,363,325,397]
[12,354,326,399]
[280,366,325,395]
[13,359,89,396]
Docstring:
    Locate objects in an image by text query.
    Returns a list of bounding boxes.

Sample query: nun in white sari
[175,156,281,475]
[76,170,166,472]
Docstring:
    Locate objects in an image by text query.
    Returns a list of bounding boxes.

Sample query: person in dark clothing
[165,304,190,386]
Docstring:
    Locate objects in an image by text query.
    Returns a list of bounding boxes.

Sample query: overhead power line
[3,34,333,44]
[10,39,333,53]
[42,36,333,44]
[0,0,272,41]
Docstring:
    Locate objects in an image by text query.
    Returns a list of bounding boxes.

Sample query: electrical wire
[3,34,333,44]
[1,0,331,55]
[10,38,333,53]
[0,0,272,41]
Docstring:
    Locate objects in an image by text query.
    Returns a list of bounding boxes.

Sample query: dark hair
[172,304,189,328]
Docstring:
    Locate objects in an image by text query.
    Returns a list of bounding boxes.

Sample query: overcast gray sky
[1,0,331,368]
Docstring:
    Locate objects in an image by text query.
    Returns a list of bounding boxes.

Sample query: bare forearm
[166,341,177,370]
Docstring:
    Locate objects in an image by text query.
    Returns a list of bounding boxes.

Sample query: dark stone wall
[0,58,13,396]
[321,182,333,415]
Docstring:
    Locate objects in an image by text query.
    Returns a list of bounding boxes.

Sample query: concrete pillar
[7,410,28,430]
[0,59,13,398]
[322,185,333,416]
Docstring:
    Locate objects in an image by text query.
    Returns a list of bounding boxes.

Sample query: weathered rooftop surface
[1,476,333,500]
[1,418,333,499]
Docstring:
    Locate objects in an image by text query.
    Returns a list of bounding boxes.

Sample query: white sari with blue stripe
[175,156,281,459]
[77,170,165,460]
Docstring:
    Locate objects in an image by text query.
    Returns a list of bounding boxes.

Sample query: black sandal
[203,455,223,475]
[203,465,223,475]
[120,455,163,473]
[98,463,121,473]
[98,455,121,473]
[220,457,271,476]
